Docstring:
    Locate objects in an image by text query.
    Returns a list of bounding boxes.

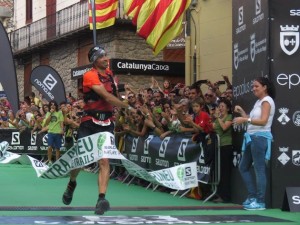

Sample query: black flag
[0,22,20,113]
[30,65,66,104]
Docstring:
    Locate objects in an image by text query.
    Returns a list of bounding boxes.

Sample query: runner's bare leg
[98,158,110,194]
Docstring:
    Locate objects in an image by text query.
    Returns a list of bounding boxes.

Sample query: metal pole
[91,0,97,46]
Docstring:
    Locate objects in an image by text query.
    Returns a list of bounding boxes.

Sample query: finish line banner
[0,132,198,190]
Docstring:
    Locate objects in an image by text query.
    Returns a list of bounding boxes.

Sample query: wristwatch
[247,118,252,124]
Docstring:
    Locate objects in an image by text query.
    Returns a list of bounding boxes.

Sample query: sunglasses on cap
[90,47,107,63]
[205,93,213,98]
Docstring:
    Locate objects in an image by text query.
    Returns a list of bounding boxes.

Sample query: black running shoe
[95,198,110,215]
[62,184,76,205]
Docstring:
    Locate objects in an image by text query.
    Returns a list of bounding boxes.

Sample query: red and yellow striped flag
[89,0,118,30]
[137,0,191,55]
[124,0,145,25]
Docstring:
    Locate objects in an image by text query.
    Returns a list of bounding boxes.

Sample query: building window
[26,0,33,23]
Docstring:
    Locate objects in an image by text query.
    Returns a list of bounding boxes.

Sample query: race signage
[0,132,198,191]
[30,65,66,104]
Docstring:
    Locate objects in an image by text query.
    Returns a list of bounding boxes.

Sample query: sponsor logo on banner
[278,108,290,125]
[292,111,300,126]
[253,0,264,24]
[233,78,255,99]
[238,6,243,26]
[278,147,290,165]
[31,132,37,145]
[0,141,8,158]
[233,151,241,167]
[290,9,300,16]
[131,137,139,153]
[43,74,57,90]
[177,139,189,162]
[255,0,261,14]
[236,6,246,34]
[159,137,170,158]
[292,150,300,166]
[129,137,139,162]
[144,135,154,155]
[34,78,55,100]
[117,61,170,72]
[280,25,299,56]
[11,132,20,145]
[250,33,267,62]
[233,43,249,70]
[198,142,205,164]
[177,167,185,184]
[277,73,300,89]
[42,133,48,146]
[97,134,106,157]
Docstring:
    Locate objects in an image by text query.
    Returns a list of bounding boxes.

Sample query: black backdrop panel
[270,0,300,208]
[232,0,269,111]
[232,0,271,206]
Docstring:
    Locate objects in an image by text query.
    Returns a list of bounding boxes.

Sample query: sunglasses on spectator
[205,94,213,97]
[128,95,135,99]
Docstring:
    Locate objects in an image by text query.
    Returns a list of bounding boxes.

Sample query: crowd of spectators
[112,75,234,201]
[2,75,234,201]
[114,75,233,142]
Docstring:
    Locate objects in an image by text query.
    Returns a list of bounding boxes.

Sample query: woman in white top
[233,77,275,211]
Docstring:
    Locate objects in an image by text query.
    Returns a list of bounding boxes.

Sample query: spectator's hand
[234,105,245,115]
[140,105,150,115]
[222,75,230,83]
[125,83,132,91]
[122,124,130,132]
[160,133,168,140]
[183,114,193,124]
[206,80,213,88]
[144,118,155,128]
[161,112,170,121]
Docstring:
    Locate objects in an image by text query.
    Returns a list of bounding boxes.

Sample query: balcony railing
[9,0,129,53]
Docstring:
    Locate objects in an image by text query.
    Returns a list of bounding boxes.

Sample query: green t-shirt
[45,111,64,134]
[214,114,232,146]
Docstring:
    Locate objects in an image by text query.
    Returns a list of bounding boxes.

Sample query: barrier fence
[0,129,220,199]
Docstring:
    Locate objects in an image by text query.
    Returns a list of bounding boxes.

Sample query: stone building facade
[15,24,185,101]
[10,1,185,102]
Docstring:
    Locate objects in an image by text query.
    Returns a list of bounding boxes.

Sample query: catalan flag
[137,0,191,55]
[124,0,145,25]
[89,0,118,30]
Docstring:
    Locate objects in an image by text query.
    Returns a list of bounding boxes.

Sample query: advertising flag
[137,0,191,55]
[89,0,118,30]
[30,65,66,104]
[0,22,20,113]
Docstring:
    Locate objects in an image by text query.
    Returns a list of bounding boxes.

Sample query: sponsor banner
[0,132,198,190]
[0,141,20,163]
[70,64,93,80]
[231,0,271,206]
[0,128,217,185]
[0,22,20,113]
[232,0,269,106]
[0,128,73,154]
[71,59,185,79]
[110,59,184,76]
[123,133,219,184]
[270,0,300,59]
[30,65,66,104]
[270,0,300,207]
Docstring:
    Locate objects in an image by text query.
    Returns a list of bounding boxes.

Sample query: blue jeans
[239,135,267,203]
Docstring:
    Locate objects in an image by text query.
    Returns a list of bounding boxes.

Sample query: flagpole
[91,0,97,46]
